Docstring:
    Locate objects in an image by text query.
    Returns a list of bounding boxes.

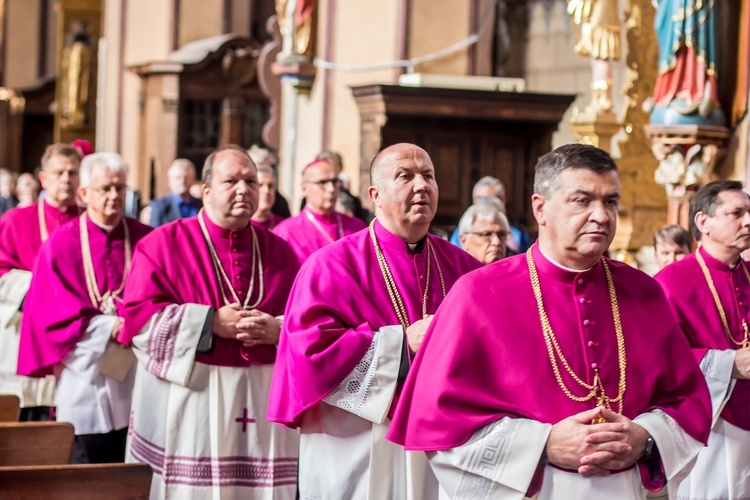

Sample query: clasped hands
[545,407,650,477]
[212,303,280,347]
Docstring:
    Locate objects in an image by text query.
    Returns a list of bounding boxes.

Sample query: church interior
[0,0,747,270]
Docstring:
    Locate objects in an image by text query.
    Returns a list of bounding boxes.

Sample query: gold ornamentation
[80,215,131,316]
[696,249,750,348]
[526,247,627,421]
[198,210,264,310]
[369,219,445,331]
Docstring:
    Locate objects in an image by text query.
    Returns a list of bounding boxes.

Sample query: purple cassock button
[419,275,425,280]
[583,319,592,326]
[591,362,598,369]
[587,341,596,348]
[577,279,584,285]
[579,297,586,304]
[232,247,238,252]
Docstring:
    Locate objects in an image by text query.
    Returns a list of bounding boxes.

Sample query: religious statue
[275,0,316,63]
[59,21,92,129]
[567,0,621,114]
[648,0,725,126]
[653,142,719,196]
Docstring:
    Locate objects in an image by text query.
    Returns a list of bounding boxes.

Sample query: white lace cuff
[323,325,403,424]
[699,349,737,424]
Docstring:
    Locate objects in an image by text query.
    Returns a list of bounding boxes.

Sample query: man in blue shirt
[148,159,201,227]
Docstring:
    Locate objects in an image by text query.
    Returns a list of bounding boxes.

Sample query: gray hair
[534,143,617,197]
[458,200,510,235]
[79,152,128,188]
[168,158,196,177]
[473,176,505,201]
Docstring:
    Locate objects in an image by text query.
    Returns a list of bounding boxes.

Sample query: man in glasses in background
[458,197,511,265]
[274,158,365,263]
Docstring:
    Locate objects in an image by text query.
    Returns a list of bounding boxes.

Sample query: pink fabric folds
[268,219,482,428]
[17,216,151,377]
[388,244,712,451]
[655,246,750,431]
[121,211,300,367]
[0,200,79,277]
[273,208,366,263]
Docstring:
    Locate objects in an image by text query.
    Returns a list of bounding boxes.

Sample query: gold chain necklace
[369,219,446,331]
[198,210,264,309]
[696,249,750,348]
[527,247,627,422]
[80,215,131,315]
[305,208,343,244]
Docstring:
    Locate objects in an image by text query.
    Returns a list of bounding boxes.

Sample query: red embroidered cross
[235,408,256,432]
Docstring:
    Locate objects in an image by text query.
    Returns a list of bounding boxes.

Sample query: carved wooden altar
[352,84,575,228]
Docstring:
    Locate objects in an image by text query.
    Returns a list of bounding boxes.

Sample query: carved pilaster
[611,0,666,251]
[570,111,622,153]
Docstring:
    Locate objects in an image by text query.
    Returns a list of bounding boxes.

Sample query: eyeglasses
[471,230,509,241]
[304,178,341,188]
[89,184,128,195]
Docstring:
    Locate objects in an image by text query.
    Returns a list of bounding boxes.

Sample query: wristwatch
[642,435,656,460]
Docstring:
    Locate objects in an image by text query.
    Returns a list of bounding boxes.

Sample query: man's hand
[546,407,632,477]
[579,408,649,474]
[732,348,750,379]
[111,317,125,340]
[406,315,433,354]
[212,303,252,339]
[236,310,281,347]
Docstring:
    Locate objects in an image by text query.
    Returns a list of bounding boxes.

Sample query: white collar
[538,245,595,273]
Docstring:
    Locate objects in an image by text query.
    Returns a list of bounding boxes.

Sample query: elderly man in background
[458,198,511,265]
[0,169,17,215]
[248,144,292,219]
[451,176,530,254]
[0,143,82,420]
[18,152,151,463]
[148,158,201,227]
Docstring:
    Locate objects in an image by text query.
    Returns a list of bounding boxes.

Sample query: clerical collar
[407,238,426,254]
[538,245,595,273]
[698,245,742,273]
[89,216,117,233]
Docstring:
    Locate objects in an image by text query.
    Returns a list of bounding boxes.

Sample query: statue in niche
[493,0,512,76]
[647,0,725,126]
[275,0,316,63]
[567,0,621,114]
[59,21,92,129]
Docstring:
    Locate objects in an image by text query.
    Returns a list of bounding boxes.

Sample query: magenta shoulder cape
[121,212,300,367]
[388,245,711,451]
[273,208,367,263]
[267,219,482,428]
[655,246,750,430]
[0,200,79,277]
[17,216,152,377]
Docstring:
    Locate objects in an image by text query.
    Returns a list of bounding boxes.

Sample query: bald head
[367,143,438,243]
[370,143,431,188]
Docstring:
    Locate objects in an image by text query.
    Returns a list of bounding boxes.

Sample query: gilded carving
[614,0,666,249]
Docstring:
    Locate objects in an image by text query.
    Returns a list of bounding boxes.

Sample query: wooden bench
[0,463,153,499]
[0,422,74,466]
[0,395,19,422]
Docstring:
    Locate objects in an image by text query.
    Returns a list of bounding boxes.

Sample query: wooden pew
[0,395,19,422]
[0,422,74,466]
[0,463,153,499]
